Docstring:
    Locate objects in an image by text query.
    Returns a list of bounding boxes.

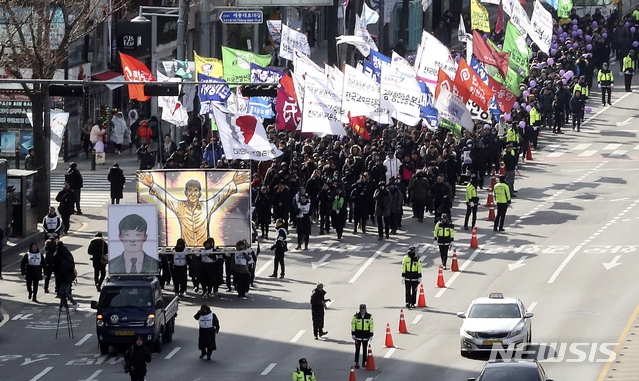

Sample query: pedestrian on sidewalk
[311,282,330,339]
[108,162,126,204]
[25,148,35,170]
[109,112,129,155]
[42,206,63,240]
[64,162,83,215]
[88,232,108,292]
[55,182,76,234]
[21,242,45,303]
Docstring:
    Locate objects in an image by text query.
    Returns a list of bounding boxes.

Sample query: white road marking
[75,334,92,346]
[602,143,621,150]
[548,245,583,284]
[572,143,591,151]
[634,144,639,150]
[348,243,390,284]
[164,347,181,359]
[78,370,102,381]
[435,248,482,297]
[527,302,538,312]
[543,144,561,151]
[547,152,564,157]
[365,378,375,381]
[603,255,622,270]
[609,150,627,156]
[384,347,397,359]
[256,258,274,277]
[411,315,422,325]
[290,330,305,343]
[261,363,277,375]
[577,150,597,157]
[30,367,53,381]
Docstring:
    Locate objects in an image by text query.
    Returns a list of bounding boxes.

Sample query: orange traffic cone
[436,265,446,288]
[365,346,378,370]
[526,144,534,161]
[398,309,409,333]
[384,323,395,348]
[451,249,460,272]
[417,284,427,307]
[349,365,356,381]
[470,227,479,248]
[487,204,495,221]
[499,161,506,175]
[489,171,497,188]
[485,186,495,207]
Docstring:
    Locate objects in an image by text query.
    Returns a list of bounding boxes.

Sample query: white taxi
[457,293,533,356]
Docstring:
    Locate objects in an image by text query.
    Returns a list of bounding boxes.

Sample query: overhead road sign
[220,10,263,24]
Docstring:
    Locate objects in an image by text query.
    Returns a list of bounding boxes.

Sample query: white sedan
[457,293,533,357]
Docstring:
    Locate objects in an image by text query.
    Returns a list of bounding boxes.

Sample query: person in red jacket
[137,121,152,146]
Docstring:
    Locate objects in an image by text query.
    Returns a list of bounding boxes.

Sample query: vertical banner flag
[530,0,553,53]
[355,15,378,53]
[458,15,468,42]
[557,0,573,18]
[418,81,439,128]
[380,63,422,124]
[247,64,283,118]
[198,74,231,114]
[266,20,282,47]
[362,2,379,25]
[302,76,347,136]
[470,0,491,33]
[342,64,381,118]
[455,58,494,111]
[487,75,517,112]
[415,31,457,89]
[336,35,374,57]
[156,72,189,126]
[435,87,474,132]
[436,68,469,102]
[495,0,505,34]
[279,24,311,61]
[221,46,272,84]
[27,112,69,171]
[472,30,510,78]
[119,52,155,102]
[508,0,531,37]
[194,51,224,79]
[276,86,301,131]
[470,56,502,119]
[211,107,282,161]
[503,21,531,76]
[363,50,390,84]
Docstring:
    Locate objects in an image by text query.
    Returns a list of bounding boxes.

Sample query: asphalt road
[2,92,639,381]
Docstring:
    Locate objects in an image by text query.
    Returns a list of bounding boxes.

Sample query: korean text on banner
[380,63,422,124]
[355,15,378,54]
[222,46,272,84]
[119,52,155,102]
[503,21,531,76]
[455,58,494,111]
[276,86,301,131]
[279,24,311,61]
[415,31,457,89]
[194,51,224,79]
[248,64,283,119]
[435,87,474,132]
[507,0,531,36]
[487,75,517,112]
[363,50,390,84]
[470,0,491,33]
[557,0,573,18]
[342,64,381,118]
[266,20,282,47]
[198,74,232,115]
[301,76,347,136]
[529,0,553,53]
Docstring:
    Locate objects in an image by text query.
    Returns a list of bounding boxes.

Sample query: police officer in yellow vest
[493,176,511,232]
[292,358,317,381]
[505,124,520,157]
[351,304,374,369]
[434,214,454,270]
[464,177,479,230]
[623,50,635,92]
[401,246,422,308]
[573,76,589,99]
[597,62,614,106]
[529,104,542,149]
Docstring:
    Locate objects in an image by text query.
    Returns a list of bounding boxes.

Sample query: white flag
[384,0,398,24]
[279,24,311,61]
[435,87,474,132]
[529,0,553,54]
[156,72,189,126]
[415,31,457,90]
[336,35,372,57]
[458,15,467,42]
[380,63,421,124]
[421,0,433,11]
[507,0,531,37]
[27,112,69,171]
[342,64,381,118]
[326,65,348,123]
[362,2,379,25]
[211,107,282,161]
[355,15,378,54]
[302,76,347,136]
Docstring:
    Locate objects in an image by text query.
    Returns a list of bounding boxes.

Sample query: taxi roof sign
[489,292,504,299]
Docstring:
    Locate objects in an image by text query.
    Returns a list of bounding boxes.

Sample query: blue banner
[470,57,501,120]
[363,50,390,84]
[247,64,283,119]
[418,81,439,127]
[198,74,231,115]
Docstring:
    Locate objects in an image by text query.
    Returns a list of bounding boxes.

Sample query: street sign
[219,10,263,24]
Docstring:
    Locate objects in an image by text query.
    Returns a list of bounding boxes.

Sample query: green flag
[557,0,573,18]
[439,118,463,138]
[486,66,523,97]
[503,21,531,77]
[221,46,273,85]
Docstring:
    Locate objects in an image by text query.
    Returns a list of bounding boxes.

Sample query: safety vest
[199,312,213,329]
[494,182,511,204]
[402,255,422,279]
[28,252,42,266]
[43,216,61,232]
[434,222,455,244]
[173,252,187,267]
[351,313,374,335]
[598,69,613,85]
[506,128,520,143]
[529,108,542,125]
[633,9,639,20]
[466,183,478,203]
[623,56,635,72]
[573,83,589,97]
[292,369,317,381]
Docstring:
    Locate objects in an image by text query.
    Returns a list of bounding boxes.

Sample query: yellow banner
[471,0,491,33]
[193,51,224,80]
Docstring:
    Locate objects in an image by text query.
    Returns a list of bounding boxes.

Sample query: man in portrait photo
[109,213,158,274]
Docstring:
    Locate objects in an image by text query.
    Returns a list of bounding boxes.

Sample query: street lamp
[131,3,186,62]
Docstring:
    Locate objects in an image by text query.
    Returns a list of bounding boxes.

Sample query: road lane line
[164,347,181,359]
[78,370,102,381]
[75,334,92,346]
[527,302,538,312]
[261,363,277,375]
[548,245,583,284]
[384,347,397,358]
[256,258,274,277]
[411,315,422,325]
[348,243,390,284]
[290,330,305,342]
[596,302,639,381]
[547,152,564,158]
[609,149,627,156]
[572,143,591,151]
[602,143,621,150]
[30,367,53,381]
[435,248,482,297]
[578,150,597,157]
[365,378,375,381]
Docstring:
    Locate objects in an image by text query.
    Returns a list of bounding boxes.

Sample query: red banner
[348,113,370,140]
[455,58,494,111]
[487,75,517,113]
[276,87,301,131]
[119,52,155,102]
[495,0,505,34]
[436,68,469,103]
[472,30,510,79]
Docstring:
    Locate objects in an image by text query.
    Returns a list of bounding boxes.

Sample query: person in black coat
[21,242,45,302]
[124,336,152,380]
[42,238,57,294]
[87,232,108,292]
[253,186,272,238]
[64,162,83,214]
[331,186,348,240]
[271,182,291,230]
[317,181,334,235]
[137,144,156,170]
[310,282,330,339]
[431,174,452,223]
[107,163,126,204]
[194,304,220,361]
[55,182,76,234]
[350,180,369,234]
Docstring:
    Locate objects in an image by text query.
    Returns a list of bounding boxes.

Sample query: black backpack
[59,258,76,283]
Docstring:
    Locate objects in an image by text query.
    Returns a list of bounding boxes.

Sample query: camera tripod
[55,296,74,339]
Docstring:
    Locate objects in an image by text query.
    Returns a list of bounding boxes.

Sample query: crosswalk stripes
[535,141,639,159]
[50,174,131,192]
[49,192,111,209]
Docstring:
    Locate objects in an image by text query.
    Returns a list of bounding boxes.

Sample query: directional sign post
[219,10,263,24]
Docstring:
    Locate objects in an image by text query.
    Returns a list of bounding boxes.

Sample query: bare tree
[0,0,126,218]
